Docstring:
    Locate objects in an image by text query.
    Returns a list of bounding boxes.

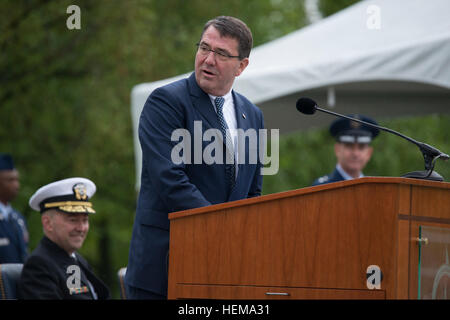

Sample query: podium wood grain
[168,177,450,299]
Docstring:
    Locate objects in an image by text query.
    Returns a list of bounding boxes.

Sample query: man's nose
[350,145,364,156]
[204,50,216,65]
[76,221,88,231]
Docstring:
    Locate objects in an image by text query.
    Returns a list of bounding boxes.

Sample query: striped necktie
[214,97,236,191]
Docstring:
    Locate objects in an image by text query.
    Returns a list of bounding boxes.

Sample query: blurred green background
[1,0,448,298]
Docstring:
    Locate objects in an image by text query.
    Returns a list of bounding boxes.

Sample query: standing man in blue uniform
[125,16,264,299]
[312,115,379,186]
[0,153,28,263]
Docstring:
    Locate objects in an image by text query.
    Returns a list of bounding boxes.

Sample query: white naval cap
[29,177,96,214]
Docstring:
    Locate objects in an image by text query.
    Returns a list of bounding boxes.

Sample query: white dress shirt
[0,202,12,220]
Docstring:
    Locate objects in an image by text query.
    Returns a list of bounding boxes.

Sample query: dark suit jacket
[18,236,110,300]
[125,72,264,296]
[0,208,28,264]
[312,167,345,186]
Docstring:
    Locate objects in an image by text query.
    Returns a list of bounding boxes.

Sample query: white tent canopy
[131,0,450,187]
[237,0,450,103]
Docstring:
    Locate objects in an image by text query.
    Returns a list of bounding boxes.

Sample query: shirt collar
[0,202,12,220]
[208,89,233,109]
[336,163,364,180]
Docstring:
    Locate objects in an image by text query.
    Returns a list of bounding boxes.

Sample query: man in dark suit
[0,153,28,263]
[125,16,264,299]
[312,115,379,186]
[18,177,109,299]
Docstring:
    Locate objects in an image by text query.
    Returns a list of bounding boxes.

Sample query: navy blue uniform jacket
[312,168,345,186]
[0,209,28,263]
[125,73,264,296]
[18,236,110,299]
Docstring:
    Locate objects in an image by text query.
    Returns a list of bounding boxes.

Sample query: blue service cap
[0,153,15,171]
[330,115,379,144]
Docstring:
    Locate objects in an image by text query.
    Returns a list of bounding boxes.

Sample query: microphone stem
[316,107,421,147]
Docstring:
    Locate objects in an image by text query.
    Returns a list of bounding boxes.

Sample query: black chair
[0,263,23,299]
[117,267,127,299]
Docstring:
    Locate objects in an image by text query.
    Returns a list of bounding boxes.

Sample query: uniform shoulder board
[317,175,329,184]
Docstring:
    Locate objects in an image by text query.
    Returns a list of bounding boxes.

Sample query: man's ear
[367,146,374,159]
[41,212,53,232]
[235,57,249,77]
[334,142,341,157]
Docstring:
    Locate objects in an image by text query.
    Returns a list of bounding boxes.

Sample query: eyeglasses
[196,43,241,61]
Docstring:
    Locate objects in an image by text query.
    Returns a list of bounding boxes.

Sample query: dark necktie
[214,97,236,191]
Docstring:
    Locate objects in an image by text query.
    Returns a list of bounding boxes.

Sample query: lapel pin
[242,113,246,119]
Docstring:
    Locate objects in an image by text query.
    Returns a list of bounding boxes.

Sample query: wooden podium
[167,177,450,299]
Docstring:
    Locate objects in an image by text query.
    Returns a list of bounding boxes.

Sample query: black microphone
[296,97,449,181]
[296,97,317,115]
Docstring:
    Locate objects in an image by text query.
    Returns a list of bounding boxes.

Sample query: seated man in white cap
[18,177,110,299]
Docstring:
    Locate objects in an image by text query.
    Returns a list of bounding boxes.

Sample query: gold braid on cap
[44,201,96,213]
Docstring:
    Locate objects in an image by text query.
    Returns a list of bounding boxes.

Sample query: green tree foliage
[263,114,450,194]
[1,0,307,298]
[319,0,361,17]
[3,0,447,299]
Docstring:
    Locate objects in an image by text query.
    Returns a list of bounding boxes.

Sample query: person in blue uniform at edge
[125,16,264,299]
[0,153,28,263]
[18,177,110,299]
[312,115,379,186]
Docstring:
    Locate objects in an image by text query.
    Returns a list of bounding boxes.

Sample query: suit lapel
[188,73,255,200]
[233,91,251,132]
[75,253,99,299]
[188,73,221,130]
[331,168,345,182]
